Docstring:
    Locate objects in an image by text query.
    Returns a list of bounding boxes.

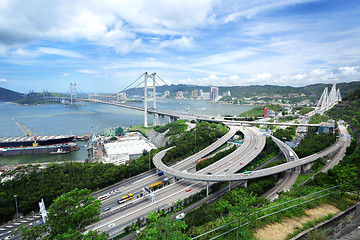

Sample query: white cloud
[193,49,259,67]
[37,47,85,58]
[0,78,7,83]
[0,0,215,54]
[160,36,194,49]
[339,66,359,75]
[250,72,271,81]
[78,69,96,74]
[222,0,319,22]
[63,73,69,76]
[12,48,38,57]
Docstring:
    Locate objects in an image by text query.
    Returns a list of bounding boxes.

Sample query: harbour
[0,99,255,165]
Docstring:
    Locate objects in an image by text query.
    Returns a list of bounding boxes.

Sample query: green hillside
[0,87,24,101]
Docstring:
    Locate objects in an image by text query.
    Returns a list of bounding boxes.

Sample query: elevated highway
[87,125,266,236]
[152,123,349,182]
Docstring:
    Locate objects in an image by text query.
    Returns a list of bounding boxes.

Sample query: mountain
[0,87,25,101]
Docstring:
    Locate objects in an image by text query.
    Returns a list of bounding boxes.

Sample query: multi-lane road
[86,122,350,237]
[87,125,266,237]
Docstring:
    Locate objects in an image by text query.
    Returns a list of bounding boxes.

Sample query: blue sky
[0,0,359,93]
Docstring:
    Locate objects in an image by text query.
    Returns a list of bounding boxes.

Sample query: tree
[137,210,190,240]
[336,164,360,197]
[20,188,106,239]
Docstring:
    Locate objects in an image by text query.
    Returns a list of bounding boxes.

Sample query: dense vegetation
[153,120,188,137]
[20,188,107,239]
[308,113,331,124]
[0,87,24,101]
[0,121,228,224]
[0,144,166,225]
[293,106,313,115]
[307,87,360,192]
[13,97,57,105]
[238,104,284,118]
[273,126,296,142]
[162,121,228,165]
[294,126,337,158]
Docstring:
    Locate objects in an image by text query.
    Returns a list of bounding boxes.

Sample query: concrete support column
[206,182,209,196]
[153,113,157,126]
[229,180,231,192]
[244,180,248,188]
[160,115,165,126]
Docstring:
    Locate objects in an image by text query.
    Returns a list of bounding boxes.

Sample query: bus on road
[118,194,133,204]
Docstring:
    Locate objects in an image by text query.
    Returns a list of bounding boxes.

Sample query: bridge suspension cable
[119,73,145,93]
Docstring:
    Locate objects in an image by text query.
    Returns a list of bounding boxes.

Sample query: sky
[0,0,359,93]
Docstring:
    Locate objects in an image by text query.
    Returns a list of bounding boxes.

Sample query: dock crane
[12,118,39,147]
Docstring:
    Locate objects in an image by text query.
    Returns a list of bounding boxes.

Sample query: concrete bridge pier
[169,117,176,123]
[153,113,157,126]
[206,182,209,196]
[244,180,248,188]
[158,114,165,126]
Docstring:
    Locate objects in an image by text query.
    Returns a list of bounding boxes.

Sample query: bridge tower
[144,73,157,127]
[70,83,77,105]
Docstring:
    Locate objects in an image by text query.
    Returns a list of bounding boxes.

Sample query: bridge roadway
[85,98,320,127]
[152,123,349,182]
[87,125,266,236]
[265,135,300,201]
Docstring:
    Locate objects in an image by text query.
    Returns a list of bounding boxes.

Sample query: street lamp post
[14,195,19,218]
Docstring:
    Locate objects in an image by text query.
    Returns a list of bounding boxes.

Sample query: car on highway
[239,162,243,165]
[185,187,192,192]
[104,207,111,212]
[255,147,257,150]
[224,168,229,172]
[175,213,185,221]
[207,172,212,175]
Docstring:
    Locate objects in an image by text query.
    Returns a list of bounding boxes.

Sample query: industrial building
[103,132,156,165]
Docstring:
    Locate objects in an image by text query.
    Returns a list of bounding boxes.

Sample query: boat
[74,135,89,141]
[0,135,76,148]
[50,148,69,155]
[0,142,79,157]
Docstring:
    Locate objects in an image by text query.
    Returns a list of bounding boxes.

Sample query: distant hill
[0,87,25,101]
[124,81,360,101]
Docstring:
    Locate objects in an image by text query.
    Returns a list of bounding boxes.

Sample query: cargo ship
[0,135,79,156]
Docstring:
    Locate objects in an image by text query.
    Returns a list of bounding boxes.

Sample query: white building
[201,92,210,100]
[117,92,126,101]
[103,133,156,165]
[210,87,219,100]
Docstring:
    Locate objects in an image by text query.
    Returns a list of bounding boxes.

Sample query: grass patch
[285,213,334,240]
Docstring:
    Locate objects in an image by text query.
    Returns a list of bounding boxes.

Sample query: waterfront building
[201,92,210,100]
[163,91,170,98]
[191,90,198,98]
[117,92,126,101]
[223,91,231,97]
[103,132,156,165]
[210,87,219,100]
[176,91,184,99]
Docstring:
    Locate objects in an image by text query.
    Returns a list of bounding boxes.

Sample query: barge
[0,143,79,156]
[0,135,79,156]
